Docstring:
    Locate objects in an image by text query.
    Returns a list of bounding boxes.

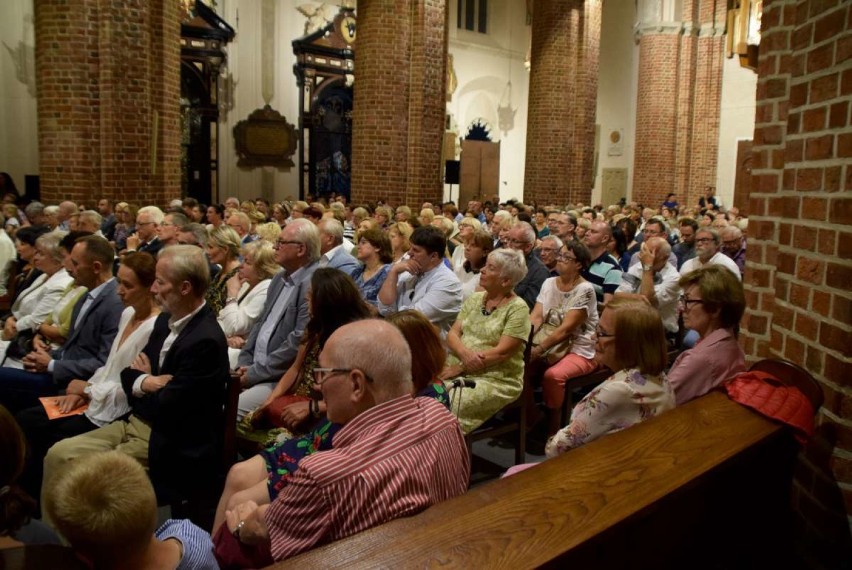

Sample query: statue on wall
[297,3,340,35]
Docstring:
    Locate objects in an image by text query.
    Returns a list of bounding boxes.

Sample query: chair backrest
[748,358,823,410]
[222,373,241,470]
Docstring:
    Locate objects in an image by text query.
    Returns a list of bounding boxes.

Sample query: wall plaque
[233,105,298,169]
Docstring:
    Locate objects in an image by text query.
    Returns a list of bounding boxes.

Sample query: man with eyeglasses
[126,206,164,257]
[538,235,563,277]
[234,219,320,418]
[222,319,469,563]
[616,237,681,334]
[378,226,461,336]
[679,228,741,280]
[551,212,577,243]
[626,218,677,269]
[504,222,549,309]
[157,212,188,248]
[719,225,746,276]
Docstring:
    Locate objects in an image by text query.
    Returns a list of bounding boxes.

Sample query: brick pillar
[741,0,852,565]
[524,0,601,207]
[351,0,447,208]
[633,0,724,207]
[35,0,180,206]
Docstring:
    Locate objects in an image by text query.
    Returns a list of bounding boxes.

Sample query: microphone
[445,378,477,389]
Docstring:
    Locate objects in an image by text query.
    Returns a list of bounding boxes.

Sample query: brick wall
[633,0,724,208]
[350,0,447,208]
[524,0,601,207]
[742,0,852,565]
[35,0,180,206]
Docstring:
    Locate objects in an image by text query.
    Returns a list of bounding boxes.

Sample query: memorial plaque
[233,105,298,169]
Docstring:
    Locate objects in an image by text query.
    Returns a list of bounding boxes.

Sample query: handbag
[252,394,311,429]
[4,329,36,361]
[532,307,573,365]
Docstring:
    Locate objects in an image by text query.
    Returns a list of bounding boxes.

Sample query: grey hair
[25,201,45,218]
[721,225,743,240]
[36,231,69,264]
[319,218,344,245]
[288,218,321,262]
[179,223,209,247]
[488,248,528,287]
[492,210,512,224]
[512,221,536,244]
[158,244,210,297]
[541,235,563,249]
[137,206,164,225]
[325,319,413,400]
[44,205,59,216]
[78,210,103,227]
[697,227,720,244]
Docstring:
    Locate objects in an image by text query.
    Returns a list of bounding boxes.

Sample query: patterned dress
[446,292,531,434]
[351,263,391,307]
[261,382,450,500]
[205,265,240,314]
[545,367,675,457]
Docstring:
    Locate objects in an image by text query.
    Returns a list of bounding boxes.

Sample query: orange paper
[39,397,89,420]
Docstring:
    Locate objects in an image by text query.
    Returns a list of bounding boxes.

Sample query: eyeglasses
[556,253,577,262]
[695,237,715,244]
[595,328,615,339]
[275,239,303,248]
[505,238,529,246]
[312,367,352,386]
[678,295,704,308]
[137,221,156,226]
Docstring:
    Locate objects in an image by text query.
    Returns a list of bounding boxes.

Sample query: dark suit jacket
[120,304,230,496]
[51,279,124,388]
[138,236,164,257]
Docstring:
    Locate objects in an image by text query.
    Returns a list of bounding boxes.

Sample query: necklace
[481,293,511,316]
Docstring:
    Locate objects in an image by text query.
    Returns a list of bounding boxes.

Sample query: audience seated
[15,252,159,500]
[45,451,218,569]
[378,225,462,336]
[450,217,482,272]
[350,227,392,306]
[317,219,359,275]
[126,206,164,256]
[0,404,60,549]
[387,221,413,263]
[0,236,123,412]
[615,236,681,335]
[7,226,50,306]
[237,268,373,449]
[440,249,530,434]
[581,220,622,303]
[668,265,746,405]
[235,219,319,419]
[529,240,599,435]
[0,215,15,298]
[214,318,468,566]
[680,228,741,280]
[42,245,229,504]
[205,226,243,314]
[218,240,281,368]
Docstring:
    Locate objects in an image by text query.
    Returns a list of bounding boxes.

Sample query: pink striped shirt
[266,394,470,561]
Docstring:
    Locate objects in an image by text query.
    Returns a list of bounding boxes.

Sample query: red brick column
[633,0,724,208]
[35,0,180,206]
[350,0,447,208]
[742,0,852,564]
[524,0,601,207]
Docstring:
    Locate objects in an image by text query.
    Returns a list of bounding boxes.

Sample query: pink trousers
[542,353,598,409]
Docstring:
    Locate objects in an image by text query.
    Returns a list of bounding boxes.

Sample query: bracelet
[226,296,238,305]
[232,519,245,540]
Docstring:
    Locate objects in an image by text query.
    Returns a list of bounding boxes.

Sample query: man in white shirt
[680,228,741,280]
[616,237,680,334]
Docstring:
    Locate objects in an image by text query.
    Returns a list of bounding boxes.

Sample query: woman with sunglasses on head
[667,265,746,405]
[528,240,599,436]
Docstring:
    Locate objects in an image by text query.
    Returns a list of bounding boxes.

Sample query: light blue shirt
[378,262,462,337]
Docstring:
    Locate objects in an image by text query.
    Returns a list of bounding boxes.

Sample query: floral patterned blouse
[545,368,675,457]
[205,265,240,315]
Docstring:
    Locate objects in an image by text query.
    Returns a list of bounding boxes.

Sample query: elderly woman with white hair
[440,248,531,433]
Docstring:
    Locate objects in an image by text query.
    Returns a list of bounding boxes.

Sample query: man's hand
[232,366,250,388]
[225,500,270,545]
[142,374,173,393]
[227,336,246,349]
[131,352,152,374]
[32,335,49,352]
[22,345,51,373]
[125,233,140,251]
[638,241,655,269]
[54,394,86,414]
[66,379,89,396]
[3,316,17,341]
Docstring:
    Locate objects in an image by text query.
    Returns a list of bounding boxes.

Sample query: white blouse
[14,269,75,332]
[217,279,271,337]
[85,306,159,426]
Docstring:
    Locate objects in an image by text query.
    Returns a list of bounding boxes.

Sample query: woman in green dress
[440,248,531,433]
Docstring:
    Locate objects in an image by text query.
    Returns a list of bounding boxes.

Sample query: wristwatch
[642,263,653,272]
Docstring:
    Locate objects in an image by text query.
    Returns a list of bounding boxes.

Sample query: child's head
[45,451,158,566]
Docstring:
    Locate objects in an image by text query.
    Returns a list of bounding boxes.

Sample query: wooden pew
[270,389,806,569]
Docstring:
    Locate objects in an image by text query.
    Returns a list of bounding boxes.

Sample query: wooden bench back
[270,390,799,569]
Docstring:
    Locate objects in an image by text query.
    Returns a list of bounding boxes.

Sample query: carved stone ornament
[233,105,298,169]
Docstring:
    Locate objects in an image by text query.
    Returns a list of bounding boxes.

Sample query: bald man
[616,236,681,334]
[220,319,469,565]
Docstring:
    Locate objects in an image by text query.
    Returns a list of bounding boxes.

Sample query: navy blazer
[52,279,124,388]
[121,304,230,496]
